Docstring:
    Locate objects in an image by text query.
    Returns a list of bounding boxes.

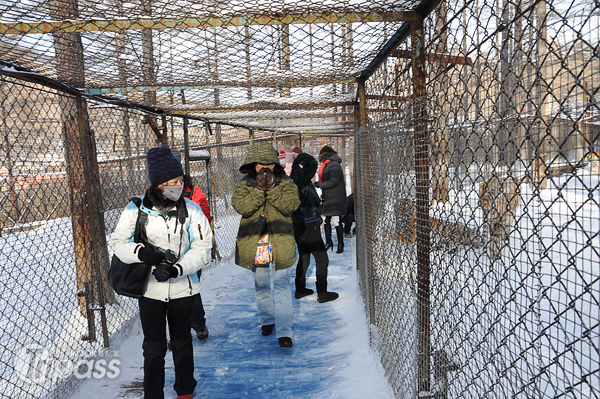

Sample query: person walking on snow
[110,146,212,399]
[231,142,301,348]
[315,145,347,254]
[290,147,339,303]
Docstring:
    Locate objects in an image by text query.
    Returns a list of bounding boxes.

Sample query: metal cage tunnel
[1,0,599,398]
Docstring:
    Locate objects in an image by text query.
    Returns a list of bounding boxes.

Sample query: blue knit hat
[146,146,184,186]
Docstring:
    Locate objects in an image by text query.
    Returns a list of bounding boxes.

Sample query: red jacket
[184,185,212,223]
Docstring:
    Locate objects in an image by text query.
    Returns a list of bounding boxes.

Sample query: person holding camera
[231,142,300,348]
[111,146,212,399]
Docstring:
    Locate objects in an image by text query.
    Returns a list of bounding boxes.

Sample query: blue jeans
[252,263,293,338]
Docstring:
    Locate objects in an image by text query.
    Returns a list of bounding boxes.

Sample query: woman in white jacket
[111,146,212,399]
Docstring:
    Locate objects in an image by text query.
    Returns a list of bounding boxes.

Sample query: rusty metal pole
[183,117,190,175]
[205,123,213,213]
[412,15,431,397]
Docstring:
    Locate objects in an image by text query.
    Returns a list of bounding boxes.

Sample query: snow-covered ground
[68,238,395,399]
[2,164,599,398]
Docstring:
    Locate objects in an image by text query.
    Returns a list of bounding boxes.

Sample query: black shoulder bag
[108,197,150,298]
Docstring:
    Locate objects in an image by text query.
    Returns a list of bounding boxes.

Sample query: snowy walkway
[70,239,394,398]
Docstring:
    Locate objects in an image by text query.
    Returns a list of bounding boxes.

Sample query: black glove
[314,182,321,188]
[153,262,180,282]
[256,168,276,192]
[138,246,165,266]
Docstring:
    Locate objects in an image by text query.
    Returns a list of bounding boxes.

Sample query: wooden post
[245,25,252,100]
[1,95,19,226]
[50,0,115,332]
[141,0,156,105]
[412,15,432,396]
[116,11,135,195]
[76,96,113,347]
[281,24,291,98]
[213,27,221,106]
[535,1,548,188]
[183,118,190,175]
[432,2,449,202]
[309,24,314,97]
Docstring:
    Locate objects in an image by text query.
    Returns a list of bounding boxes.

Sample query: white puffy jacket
[110,195,212,302]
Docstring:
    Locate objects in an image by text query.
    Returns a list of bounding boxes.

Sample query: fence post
[356,78,374,324]
[412,15,432,397]
[1,99,19,226]
[534,1,548,189]
[183,117,190,175]
[75,95,113,346]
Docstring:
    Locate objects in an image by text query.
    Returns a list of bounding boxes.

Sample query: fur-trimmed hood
[239,142,284,174]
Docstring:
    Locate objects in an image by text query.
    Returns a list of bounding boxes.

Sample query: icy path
[70,239,394,398]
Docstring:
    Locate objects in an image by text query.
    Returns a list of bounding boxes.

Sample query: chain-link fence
[356,0,599,398]
[1,0,599,398]
[0,72,355,398]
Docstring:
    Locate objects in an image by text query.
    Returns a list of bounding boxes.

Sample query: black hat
[147,146,184,186]
[319,145,334,155]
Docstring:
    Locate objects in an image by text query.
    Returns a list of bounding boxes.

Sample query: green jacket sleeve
[232,179,266,217]
[265,178,301,216]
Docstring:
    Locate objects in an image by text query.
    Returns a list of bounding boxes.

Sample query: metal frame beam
[83,77,357,95]
[359,20,413,81]
[166,101,355,114]
[0,11,412,35]
[358,0,442,80]
[391,49,473,65]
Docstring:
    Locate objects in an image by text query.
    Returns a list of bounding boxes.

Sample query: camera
[152,248,179,282]
[156,247,178,264]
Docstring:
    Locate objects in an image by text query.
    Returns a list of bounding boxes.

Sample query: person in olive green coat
[231,142,301,348]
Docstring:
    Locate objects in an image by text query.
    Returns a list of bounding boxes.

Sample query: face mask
[163,184,184,201]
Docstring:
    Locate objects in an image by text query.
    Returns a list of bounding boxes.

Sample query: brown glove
[256,168,276,193]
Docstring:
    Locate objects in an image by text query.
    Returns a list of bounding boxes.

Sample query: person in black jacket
[315,146,347,254]
[290,148,339,303]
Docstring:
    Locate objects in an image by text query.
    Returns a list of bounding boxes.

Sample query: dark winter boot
[295,288,314,299]
[324,222,334,251]
[335,225,345,253]
[316,281,339,303]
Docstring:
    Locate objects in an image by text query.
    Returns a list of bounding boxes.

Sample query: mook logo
[14,344,121,384]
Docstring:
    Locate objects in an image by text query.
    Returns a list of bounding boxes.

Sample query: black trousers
[190,270,206,331]
[293,221,329,291]
[139,295,197,399]
[342,212,355,234]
